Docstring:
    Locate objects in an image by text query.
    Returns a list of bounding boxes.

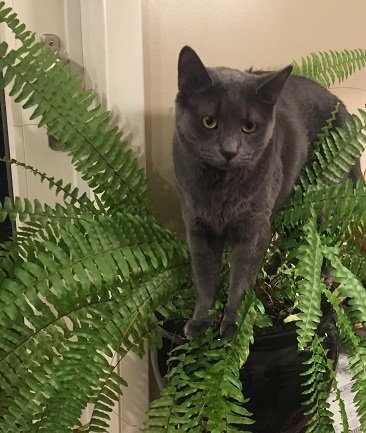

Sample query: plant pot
[151,312,339,433]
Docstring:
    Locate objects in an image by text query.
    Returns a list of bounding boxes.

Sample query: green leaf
[295,207,325,350]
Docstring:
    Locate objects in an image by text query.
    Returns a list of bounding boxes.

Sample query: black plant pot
[151,312,339,433]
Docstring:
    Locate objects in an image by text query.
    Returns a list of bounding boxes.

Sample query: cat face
[175,46,292,170]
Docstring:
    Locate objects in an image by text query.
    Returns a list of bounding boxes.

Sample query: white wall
[142,0,366,232]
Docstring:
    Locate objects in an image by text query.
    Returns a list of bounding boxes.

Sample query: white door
[1,1,148,432]
[2,0,88,204]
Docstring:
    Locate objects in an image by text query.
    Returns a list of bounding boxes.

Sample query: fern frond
[0,157,102,213]
[144,292,259,433]
[311,110,365,189]
[341,248,366,284]
[323,246,366,326]
[37,267,187,433]
[332,377,350,433]
[297,103,342,190]
[0,4,147,215]
[323,291,366,431]
[295,208,325,350]
[318,180,366,252]
[274,178,366,232]
[0,196,94,226]
[0,193,103,284]
[292,49,366,88]
[348,340,366,432]
[275,104,366,231]
[301,335,335,433]
[0,212,189,432]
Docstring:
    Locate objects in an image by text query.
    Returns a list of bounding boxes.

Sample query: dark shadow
[0,86,13,243]
[146,169,186,237]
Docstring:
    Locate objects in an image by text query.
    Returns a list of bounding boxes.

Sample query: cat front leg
[221,226,271,337]
[185,224,224,338]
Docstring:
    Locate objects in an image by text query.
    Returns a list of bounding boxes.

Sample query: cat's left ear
[256,65,293,105]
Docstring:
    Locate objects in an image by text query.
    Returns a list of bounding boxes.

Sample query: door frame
[79,2,148,432]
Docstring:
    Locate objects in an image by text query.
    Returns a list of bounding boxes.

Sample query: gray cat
[173,46,362,338]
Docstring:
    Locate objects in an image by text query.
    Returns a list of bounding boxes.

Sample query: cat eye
[242,121,257,133]
[202,116,218,129]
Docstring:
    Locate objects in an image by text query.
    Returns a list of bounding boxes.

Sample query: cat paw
[220,320,238,338]
[184,318,212,338]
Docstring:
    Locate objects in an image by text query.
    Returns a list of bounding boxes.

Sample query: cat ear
[256,65,293,105]
[178,46,213,93]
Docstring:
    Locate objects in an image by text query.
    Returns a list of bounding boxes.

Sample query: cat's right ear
[178,46,213,93]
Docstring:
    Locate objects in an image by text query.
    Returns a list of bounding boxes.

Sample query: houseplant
[0,3,365,432]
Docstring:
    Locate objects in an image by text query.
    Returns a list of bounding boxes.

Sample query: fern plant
[0,3,365,433]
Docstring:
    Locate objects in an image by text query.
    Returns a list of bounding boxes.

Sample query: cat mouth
[218,156,252,169]
[202,154,252,170]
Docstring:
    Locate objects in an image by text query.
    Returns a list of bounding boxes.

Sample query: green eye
[242,121,256,133]
[202,116,218,129]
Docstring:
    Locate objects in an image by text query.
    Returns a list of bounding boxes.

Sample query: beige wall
[142,0,366,233]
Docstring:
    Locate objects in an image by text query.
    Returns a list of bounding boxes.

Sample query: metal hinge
[40,33,68,59]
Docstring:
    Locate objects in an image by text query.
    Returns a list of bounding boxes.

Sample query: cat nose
[220,150,237,161]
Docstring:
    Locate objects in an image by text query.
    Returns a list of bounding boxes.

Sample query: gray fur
[173,46,362,338]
